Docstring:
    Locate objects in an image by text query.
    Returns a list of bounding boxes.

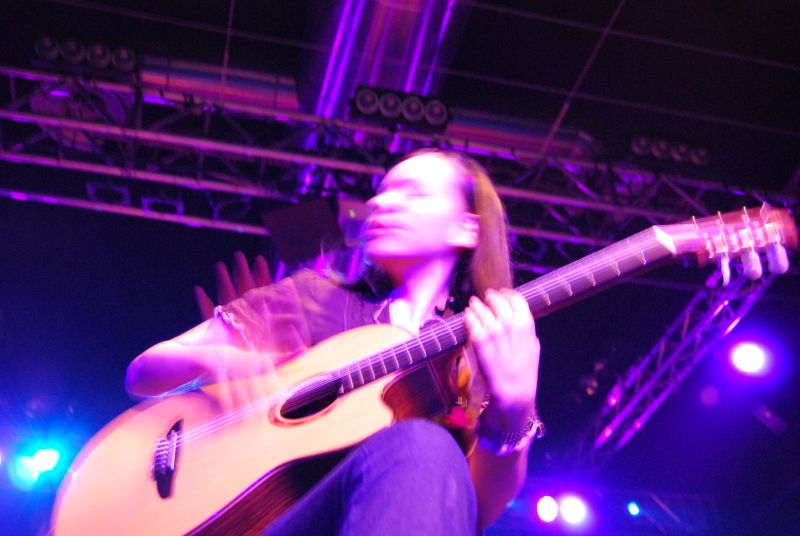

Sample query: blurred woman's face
[364,153,476,272]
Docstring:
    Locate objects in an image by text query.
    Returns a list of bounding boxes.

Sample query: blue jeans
[263,419,478,535]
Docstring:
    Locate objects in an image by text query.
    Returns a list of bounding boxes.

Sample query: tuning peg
[766,243,789,274]
[741,248,763,280]
[718,254,731,286]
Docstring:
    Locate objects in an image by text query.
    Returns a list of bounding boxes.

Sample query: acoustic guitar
[51,206,797,535]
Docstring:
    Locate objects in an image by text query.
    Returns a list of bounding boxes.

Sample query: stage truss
[0,63,797,476]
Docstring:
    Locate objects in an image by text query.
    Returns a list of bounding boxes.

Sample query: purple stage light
[536,495,558,523]
[560,495,588,524]
[731,342,768,375]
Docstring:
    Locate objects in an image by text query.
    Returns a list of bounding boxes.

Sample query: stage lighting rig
[86,43,112,69]
[350,86,450,131]
[32,36,138,76]
[630,134,711,168]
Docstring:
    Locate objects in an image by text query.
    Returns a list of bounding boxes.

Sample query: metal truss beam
[1,62,797,484]
[1,65,795,268]
[576,271,778,472]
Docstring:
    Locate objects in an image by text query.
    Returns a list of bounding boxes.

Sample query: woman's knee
[362,418,469,478]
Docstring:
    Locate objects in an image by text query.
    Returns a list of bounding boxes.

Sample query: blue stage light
[8,456,40,490]
[7,445,65,490]
[32,448,61,472]
[627,501,641,516]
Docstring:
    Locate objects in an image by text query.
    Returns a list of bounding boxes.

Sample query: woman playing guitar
[125,149,542,534]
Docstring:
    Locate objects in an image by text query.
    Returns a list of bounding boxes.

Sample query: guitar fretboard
[334,226,675,393]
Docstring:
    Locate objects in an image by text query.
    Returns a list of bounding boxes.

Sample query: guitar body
[52,324,457,535]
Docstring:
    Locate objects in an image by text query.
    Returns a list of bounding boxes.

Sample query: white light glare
[32,448,61,472]
[560,496,588,524]
[731,343,767,375]
[536,495,558,523]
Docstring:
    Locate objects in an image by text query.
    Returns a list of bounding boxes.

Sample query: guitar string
[153,217,779,455]
[338,230,670,384]
[153,216,785,450]
[172,230,667,447]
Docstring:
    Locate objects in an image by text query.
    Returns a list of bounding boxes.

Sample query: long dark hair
[431,149,512,311]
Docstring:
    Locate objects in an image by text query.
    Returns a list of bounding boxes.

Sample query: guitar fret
[356,365,365,386]
[431,333,442,352]
[391,349,401,370]
[417,338,428,358]
[443,322,458,346]
[363,361,375,382]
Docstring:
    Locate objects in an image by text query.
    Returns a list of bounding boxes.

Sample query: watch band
[476,410,545,456]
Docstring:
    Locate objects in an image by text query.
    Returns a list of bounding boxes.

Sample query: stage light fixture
[34,36,60,61]
[112,47,137,72]
[7,447,63,491]
[630,135,651,156]
[536,495,559,523]
[354,87,379,115]
[731,342,768,375]
[424,99,448,126]
[631,134,711,167]
[670,142,691,163]
[350,86,450,131]
[627,501,641,516]
[8,456,39,490]
[401,95,425,122]
[59,38,86,64]
[560,496,587,524]
[378,92,402,118]
[690,146,711,166]
[650,138,671,160]
[32,448,61,472]
[87,43,112,69]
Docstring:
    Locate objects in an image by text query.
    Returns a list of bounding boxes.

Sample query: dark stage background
[1,1,799,534]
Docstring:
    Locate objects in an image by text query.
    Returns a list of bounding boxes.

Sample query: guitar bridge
[152,419,182,499]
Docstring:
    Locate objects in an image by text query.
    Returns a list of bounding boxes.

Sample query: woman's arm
[464,289,541,528]
[127,254,298,401]
[125,317,265,398]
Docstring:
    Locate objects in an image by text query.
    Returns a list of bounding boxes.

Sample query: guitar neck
[517,225,677,318]
[334,226,677,394]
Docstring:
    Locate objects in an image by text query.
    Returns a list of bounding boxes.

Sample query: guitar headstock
[663,204,798,283]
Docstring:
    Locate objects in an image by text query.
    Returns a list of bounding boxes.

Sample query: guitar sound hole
[280,381,340,420]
